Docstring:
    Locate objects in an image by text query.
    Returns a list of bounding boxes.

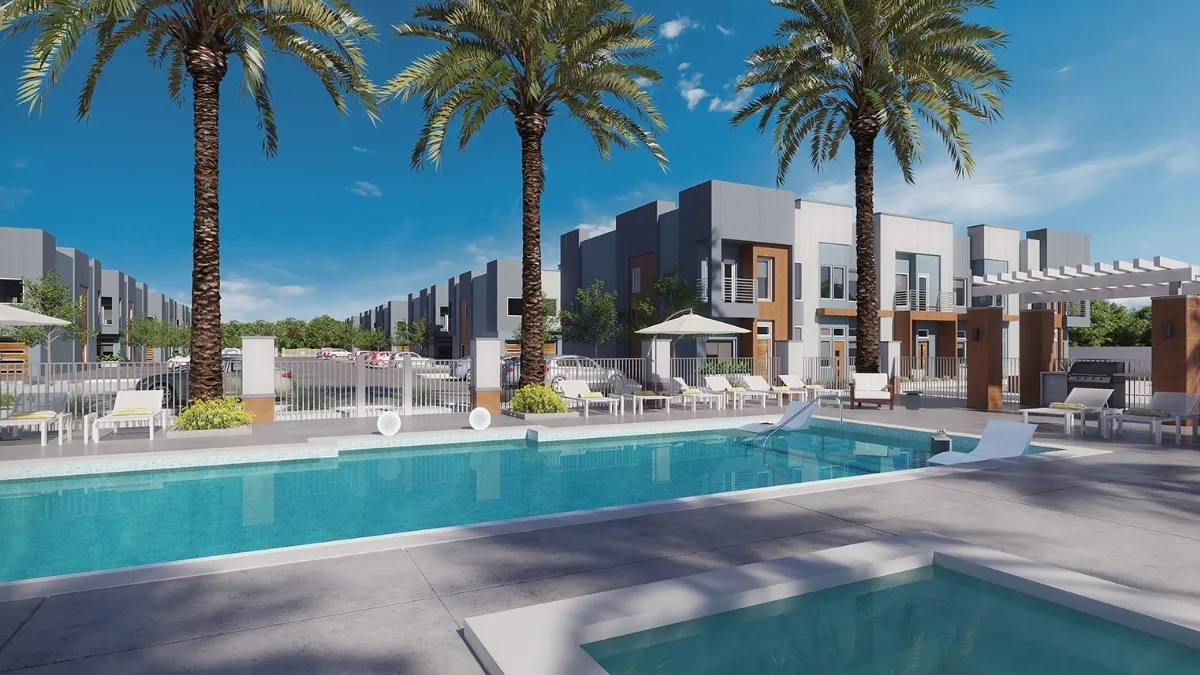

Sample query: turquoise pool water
[584,566,1200,674]
[0,421,1004,582]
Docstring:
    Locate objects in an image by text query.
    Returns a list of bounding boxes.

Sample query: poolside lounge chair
[1114,392,1200,445]
[849,373,895,409]
[779,374,825,400]
[738,400,818,433]
[558,380,621,418]
[0,393,72,446]
[704,375,770,409]
[667,378,724,411]
[743,375,796,405]
[87,390,167,442]
[1020,387,1113,434]
[927,421,1037,466]
[611,378,671,414]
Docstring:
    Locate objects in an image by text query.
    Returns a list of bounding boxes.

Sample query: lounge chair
[558,380,621,418]
[612,378,671,414]
[927,421,1037,466]
[667,377,724,411]
[738,400,818,434]
[849,373,895,409]
[1114,392,1200,445]
[87,390,168,442]
[0,393,72,446]
[742,375,796,405]
[704,375,770,409]
[779,374,825,400]
[1020,387,1113,434]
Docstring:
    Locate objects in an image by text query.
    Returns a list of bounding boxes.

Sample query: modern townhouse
[447,260,561,358]
[355,299,409,343]
[408,283,451,358]
[558,179,1091,372]
[0,226,190,369]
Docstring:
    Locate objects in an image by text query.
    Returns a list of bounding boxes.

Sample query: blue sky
[1,0,1197,320]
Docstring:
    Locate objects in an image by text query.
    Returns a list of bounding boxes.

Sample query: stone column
[240,335,275,424]
[472,338,503,412]
[1151,295,1200,395]
[965,307,1004,411]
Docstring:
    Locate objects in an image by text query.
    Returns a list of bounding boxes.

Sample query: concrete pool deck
[1,405,1199,673]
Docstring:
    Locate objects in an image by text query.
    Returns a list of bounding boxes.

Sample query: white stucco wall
[793,200,855,358]
[875,213,956,310]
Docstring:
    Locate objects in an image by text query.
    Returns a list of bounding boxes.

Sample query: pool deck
[2,404,1200,673]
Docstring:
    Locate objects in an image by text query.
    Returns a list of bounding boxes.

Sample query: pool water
[584,566,1200,675]
[0,421,990,582]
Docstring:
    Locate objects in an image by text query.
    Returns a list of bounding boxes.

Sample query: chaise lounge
[1020,387,1114,435]
[849,373,895,409]
[0,393,72,446]
[1114,392,1200,445]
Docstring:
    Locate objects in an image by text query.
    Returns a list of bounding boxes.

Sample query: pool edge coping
[462,532,1200,675]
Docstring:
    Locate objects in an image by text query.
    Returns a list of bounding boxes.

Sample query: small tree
[275,318,308,350]
[394,321,412,350]
[305,315,344,348]
[1,271,95,358]
[125,315,167,359]
[405,319,431,355]
[561,281,624,357]
[629,264,700,334]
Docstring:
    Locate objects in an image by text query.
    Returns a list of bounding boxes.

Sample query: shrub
[509,384,568,414]
[97,353,121,362]
[697,360,751,375]
[0,392,13,409]
[175,397,254,431]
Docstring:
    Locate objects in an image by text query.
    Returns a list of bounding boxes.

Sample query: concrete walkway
[2,407,1199,673]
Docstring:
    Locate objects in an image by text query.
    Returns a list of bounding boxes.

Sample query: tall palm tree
[383,0,668,388]
[731,0,1010,373]
[1,0,377,399]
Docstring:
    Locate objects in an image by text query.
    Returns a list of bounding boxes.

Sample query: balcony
[894,290,957,312]
[697,278,758,304]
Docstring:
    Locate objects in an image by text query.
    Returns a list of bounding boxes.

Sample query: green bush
[97,353,121,362]
[175,397,254,431]
[697,360,751,375]
[0,392,13,409]
[509,384,568,414]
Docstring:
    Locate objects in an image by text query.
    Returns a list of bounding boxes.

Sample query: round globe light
[469,407,492,431]
[377,411,402,436]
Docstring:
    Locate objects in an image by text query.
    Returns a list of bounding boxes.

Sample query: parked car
[354,350,372,360]
[135,355,293,409]
[390,351,434,368]
[367,351,393,368]
[449,357,471,381]
[221,347,242,357]
[502,354,553,387]
[167,354,191,369]
[545,355,623,393]
[316,348,350,360]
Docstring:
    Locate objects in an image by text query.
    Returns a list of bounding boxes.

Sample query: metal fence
[501,356,650,404]
[890,356,1020,405]
[277,357,469,420]
[669,357,781,389]
[785,356,855,392]
[1051,358,1153,409]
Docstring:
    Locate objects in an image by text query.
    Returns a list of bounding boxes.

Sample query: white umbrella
[0,304,69,327]
[635,311,749,336]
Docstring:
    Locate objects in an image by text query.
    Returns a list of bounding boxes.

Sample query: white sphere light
[469,407,492,431]
[377,411,402,436]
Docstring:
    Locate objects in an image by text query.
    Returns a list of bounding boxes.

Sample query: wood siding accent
[909,310,959,322]
[0,343,29,379]
[1019,309,1058,407]
[816,307,856,318]
[1152,296,1200,395]
[966,307,1005,411]
[893,311,913,360]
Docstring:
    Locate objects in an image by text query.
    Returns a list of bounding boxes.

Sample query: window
[631,268,642,294]
[756,257,773,300]
[820,266,832,299]
[819,340,831,368]
[820,327,832,337]
[101,296,113,325]
[506,298,522,316]
[895,273,909,305]
[848,274,857,302]
[440,307,450,318]
[793,326,803,341]
[954,278,967,307]
[832,327,846,337]
[957,341,966,359]
[756,321,773,339]
[916,328,930,338]
[832,267,845,299]
[957,330,967,340]
[793,263,802,300]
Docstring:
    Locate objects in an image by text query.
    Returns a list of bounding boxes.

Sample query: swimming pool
[583,565,1200,674]
[0,420,1021,583]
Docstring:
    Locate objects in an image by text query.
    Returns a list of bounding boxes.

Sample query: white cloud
[1057,65,1072,73]
[1166,150,1198,173]
[716,24,733,36]
[465,238,513,266]
[7,159,28,169]
[350,180,382,198]
[351,146,375,154]
[633,76,655,88]
[0,186,32,210]
[659,16,697,40]
[678,62,691,71]
[221,277,317,321]
[667,44,680,54]
[582,217,617,235]
[708,87,753,113]
[796,131,1176,222]
[678,72,709,111]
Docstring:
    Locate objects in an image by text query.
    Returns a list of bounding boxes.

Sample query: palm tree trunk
[851,115,881,374]
[185,47,228,402]
[515,112,547,388]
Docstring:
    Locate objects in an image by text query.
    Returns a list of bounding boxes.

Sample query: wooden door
[833,340,845,380]
[916,340,929,363]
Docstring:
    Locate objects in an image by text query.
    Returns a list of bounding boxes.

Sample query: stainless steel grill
[1066,360,1126,408]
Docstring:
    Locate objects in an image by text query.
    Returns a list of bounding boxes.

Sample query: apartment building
[356,299,409,343]
[0,226,190,367]
[559,179,1092,368]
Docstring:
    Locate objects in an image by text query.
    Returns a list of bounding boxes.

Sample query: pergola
[961,257,1200,412]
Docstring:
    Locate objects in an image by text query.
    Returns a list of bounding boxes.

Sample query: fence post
[402,353,414,416]
[355,353,366,417]
[241,336,276,424]
[471,338,503,412]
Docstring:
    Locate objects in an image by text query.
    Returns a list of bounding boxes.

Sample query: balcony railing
[696,278,708,302]
[721,278,757,304]
[894,290,957,312]
[1063,300,1087,318]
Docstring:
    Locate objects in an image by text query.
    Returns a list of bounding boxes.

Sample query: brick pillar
[1151,296,1200,395]
[966,307,1004,411]
[1019,309,1057,407]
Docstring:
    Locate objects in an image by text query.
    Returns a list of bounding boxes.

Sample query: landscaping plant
[509,384,568,415]
[175,397,254,431]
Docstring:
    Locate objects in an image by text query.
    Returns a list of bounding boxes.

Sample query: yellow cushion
[805,384,823,390]
[8,411,56,420]
[1049,402,1086,411]
[633,391,655,397]
[773,386,790,392]
[731,387,745,393]
[1129,408,1167,418]
[682,388,700,395]
[580,392,603,399]
[114,408,153,417]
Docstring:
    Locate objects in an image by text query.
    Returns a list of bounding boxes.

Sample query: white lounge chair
[849,373,895,409]
[667,377,724,411]
[1020,387,1114,434]
[1114,392,1200,445]
[558,380,621,418]
[704,375,769,409]
[611,378,671,414]
[779,374,825,400]
[927,421,1037,466]
[738,400,818,433]
[88,390,167,442]
[0,393,72,446]
[742,375,795,405]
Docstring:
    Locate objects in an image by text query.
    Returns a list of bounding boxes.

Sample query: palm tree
[382,0,668,388]
[1,0,378,400]
[731,0,1010,373]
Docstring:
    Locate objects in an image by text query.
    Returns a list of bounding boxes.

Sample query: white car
[221,347,242,357]
[391,351,434,368]
[366,351,393,368]
[316,348,351,360]
[167,354,191,369]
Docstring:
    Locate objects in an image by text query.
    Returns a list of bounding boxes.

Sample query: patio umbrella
[634,312,749,336]
[0,304,69,327]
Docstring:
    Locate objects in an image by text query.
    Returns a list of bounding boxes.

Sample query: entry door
[722,262,737,302]
[833,340,846,380]
[916,340,929,365]
[917,274,929,310]
[755,321,773,377]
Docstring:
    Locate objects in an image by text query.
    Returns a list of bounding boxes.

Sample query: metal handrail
[721,278,757,304]
[893,290,957,311]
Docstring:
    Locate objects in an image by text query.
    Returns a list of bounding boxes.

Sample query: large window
[954,278,967,307]
[631,268,642,294]
[848,273,857,302]
[793,262,802,300]
[895,273,909,305]
[101,296,113,325]
[820,266,832,299]
[819,265,847,300]
[0,279,21,304]
[832,267,845,299]
[506,298,522,316]
[756,257,773,300]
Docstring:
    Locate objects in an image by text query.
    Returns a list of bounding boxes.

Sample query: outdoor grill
[1066,360,1127,408]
